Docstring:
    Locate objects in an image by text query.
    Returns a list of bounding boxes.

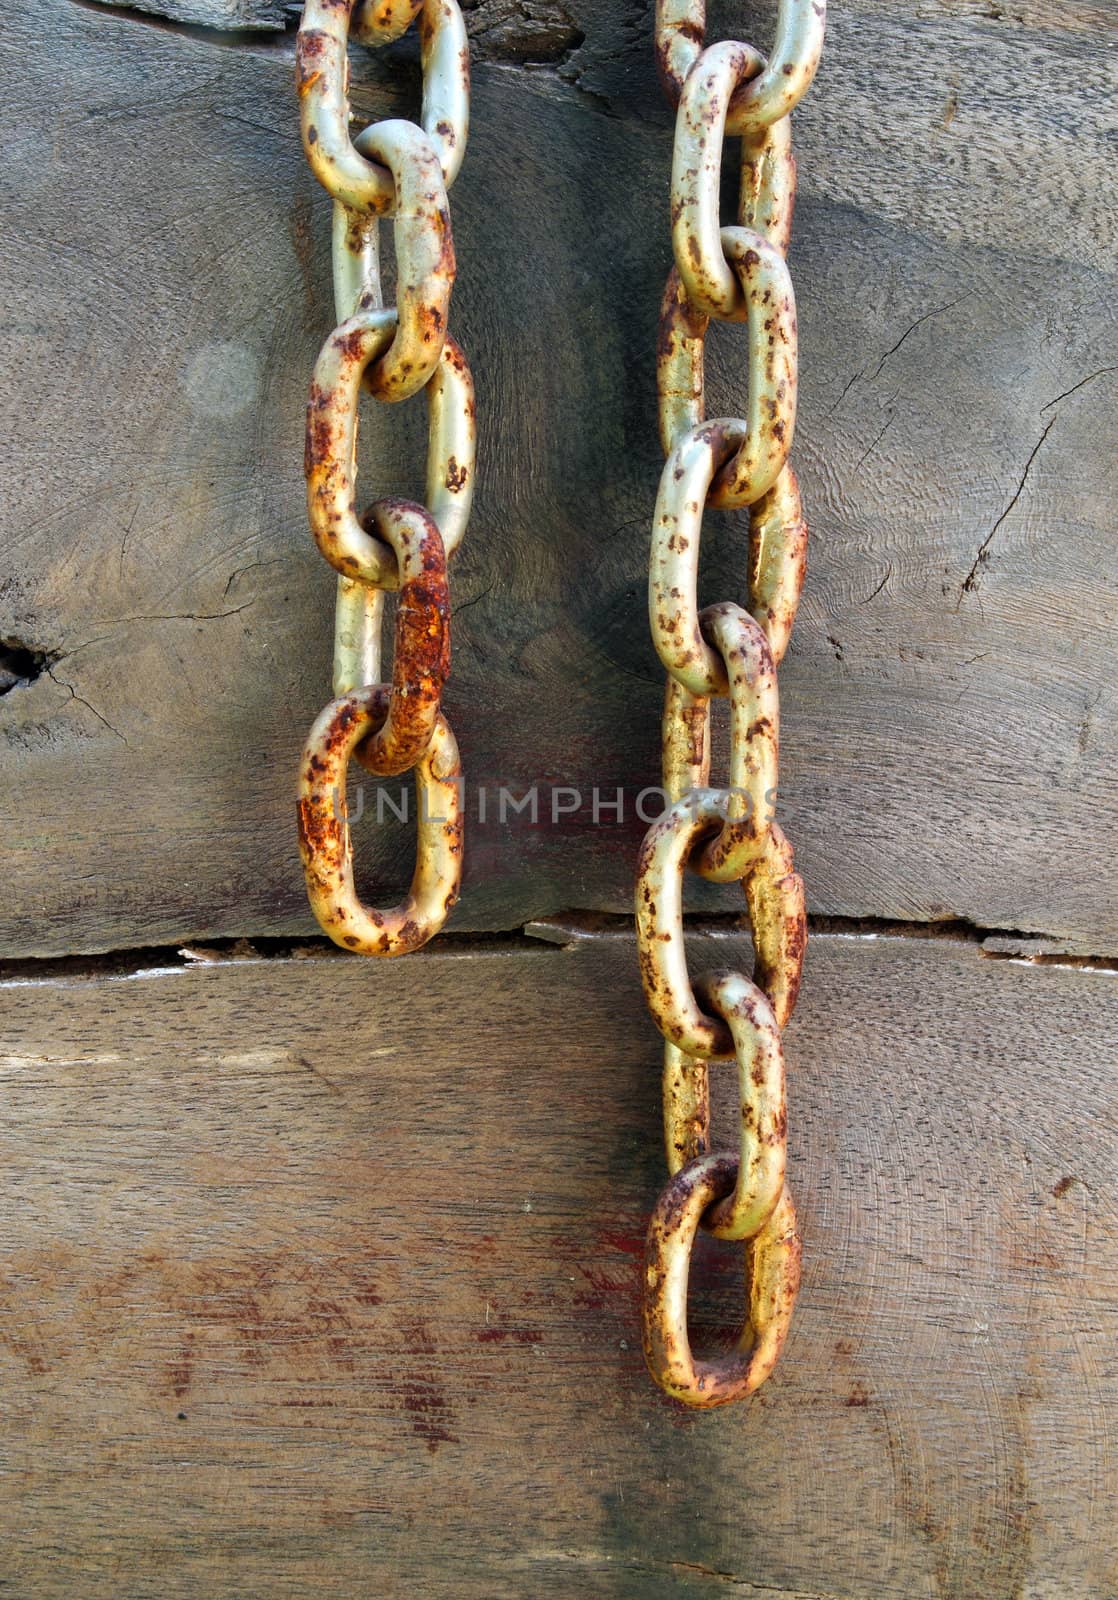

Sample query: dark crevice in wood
[460,0,584,65]
[1040,365,1118,413]
[65,0,298,46]
[0,639,56,697]
[4,913,1116,984]
[525,910,1118,970]
[664,1562,854,1600]
[0,929,558,987]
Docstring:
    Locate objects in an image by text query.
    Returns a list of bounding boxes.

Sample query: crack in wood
[526,911,1118,967]
[869,296,971,382]
[959,413,1057,601]
[44,666,129,745]
[66,0,297,41]
[0,928,559,987]
[6,911,1111,983]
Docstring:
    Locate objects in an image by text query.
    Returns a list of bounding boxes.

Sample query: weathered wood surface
[0,929,1114,1598]
[1,0,1116,957]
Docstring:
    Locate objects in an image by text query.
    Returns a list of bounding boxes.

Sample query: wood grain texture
[1,0,1116,957]
[0,929,1114,1597]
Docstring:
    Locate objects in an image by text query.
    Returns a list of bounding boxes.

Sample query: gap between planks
[1,913,1116,989]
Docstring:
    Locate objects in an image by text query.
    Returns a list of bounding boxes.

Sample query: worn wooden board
[1,0,1116,958]
[0,928,1114,1597]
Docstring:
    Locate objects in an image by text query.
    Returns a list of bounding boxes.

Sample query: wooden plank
[0,929,1115,1597]
[1,0,1116,956]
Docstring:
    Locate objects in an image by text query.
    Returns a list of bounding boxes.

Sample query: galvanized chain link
[295,0,474,956]
[639,0,824,1406]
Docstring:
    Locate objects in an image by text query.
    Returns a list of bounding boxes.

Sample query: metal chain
[295,0,474,956]
[639,0,824,1406]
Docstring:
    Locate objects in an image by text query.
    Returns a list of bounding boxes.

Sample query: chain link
[640,0,824,1406]
[296,0,474,956]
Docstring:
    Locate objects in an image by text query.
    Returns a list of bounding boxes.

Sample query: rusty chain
[295,0,474,956]
[639,0,824,1406]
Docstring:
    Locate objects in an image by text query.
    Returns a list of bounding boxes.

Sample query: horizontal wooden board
[1,0,1116,956]
[0,928,1114,1597]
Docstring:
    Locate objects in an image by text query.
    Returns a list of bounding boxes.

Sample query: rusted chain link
[296,0,474,955]
[639,0,824,1406]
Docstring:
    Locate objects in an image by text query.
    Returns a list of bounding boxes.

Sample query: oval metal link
[637,794,806,1056]
[659,601,778,881]
[730,0,825,133]
[670,50,800,502]
[351,120,454,402]
[694,972,787,1239]
[307,311,476,588]
[636,790,739,1060]
[351,498,450,777]
[414,0,471,191]
[297,0,396,215]
[298,686,463,956]
[696,601,778,881]
[297,0,469,213]
[653,394,804,668]
[649,419,744,696]
[643,1159,801,1407]
[671,41,762,319]
[708,229,797,505]
[306,310,398,588]
[651,417,796,698]
[655,0,825,134]
[658,228,796,481]
[659,87,797,477]
[670,75,800,492]
[661,964,799,1179]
